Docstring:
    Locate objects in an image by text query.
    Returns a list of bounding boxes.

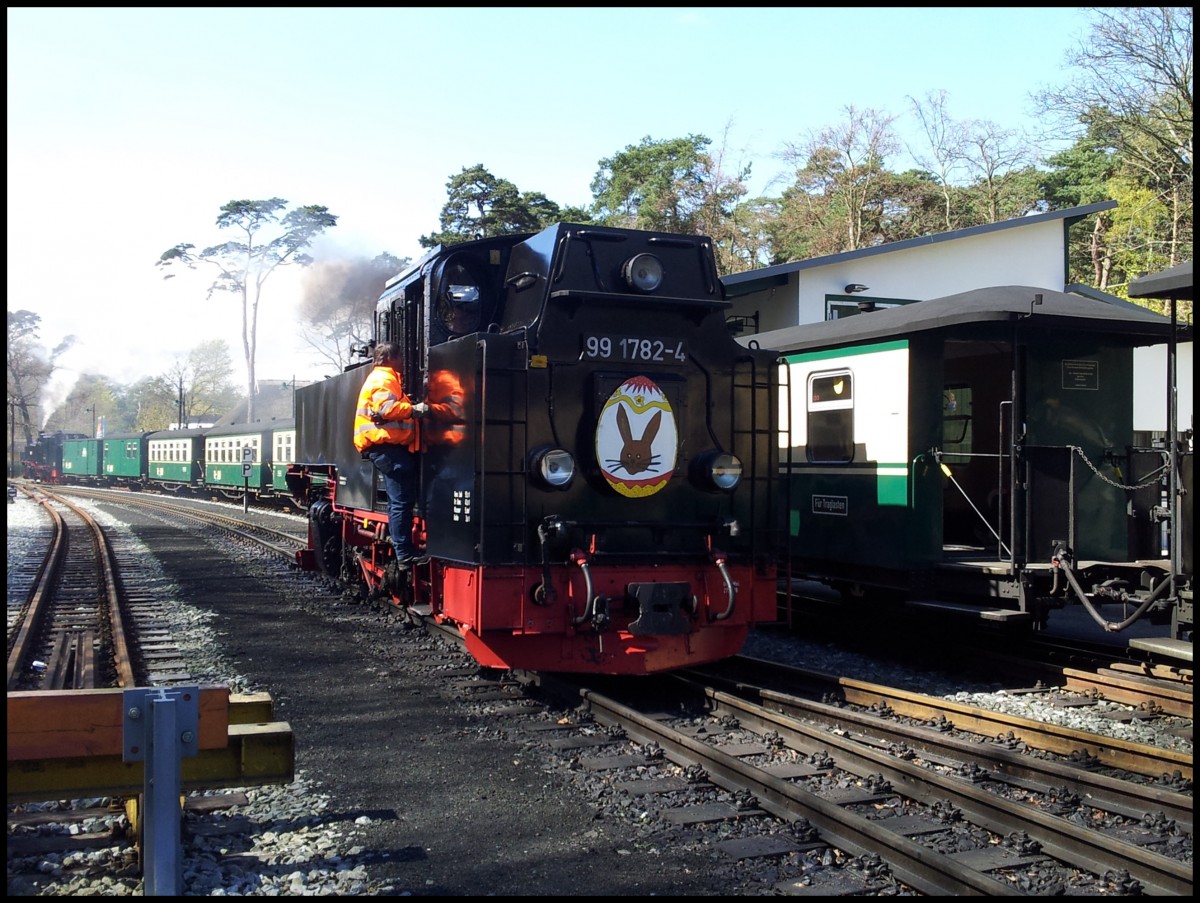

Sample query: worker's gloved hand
[370,411,386,425]
[411,402,430,419]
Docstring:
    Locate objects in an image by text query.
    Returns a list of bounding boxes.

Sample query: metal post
[242,445,252,513]
[144,694,180,895]
[123,687,199,896]
[1167,296,1179,593]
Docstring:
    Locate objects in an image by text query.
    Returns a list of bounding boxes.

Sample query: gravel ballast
[7,494,1192,895]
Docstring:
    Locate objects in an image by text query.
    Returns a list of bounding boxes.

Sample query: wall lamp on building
[726,311,760,336]
[844,283,870,294]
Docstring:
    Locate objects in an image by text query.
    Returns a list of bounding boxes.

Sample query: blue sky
[8,7,1094,409]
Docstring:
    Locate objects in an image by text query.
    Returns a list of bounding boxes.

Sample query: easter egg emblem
[596,376,677,498]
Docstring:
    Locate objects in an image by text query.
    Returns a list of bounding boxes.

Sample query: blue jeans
[366,444,418,558]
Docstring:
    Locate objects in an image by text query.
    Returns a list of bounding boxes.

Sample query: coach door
[940,340,1015,560]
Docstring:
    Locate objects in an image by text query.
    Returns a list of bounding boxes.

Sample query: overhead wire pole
[8,399,16,477]
[1167,292,1179,598]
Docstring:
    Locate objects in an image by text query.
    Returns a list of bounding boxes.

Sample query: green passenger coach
[204,420,294,500]
[750,284,1190,643]
[148,427,208,491]
[61,437,104,481]
[101,433,152,484]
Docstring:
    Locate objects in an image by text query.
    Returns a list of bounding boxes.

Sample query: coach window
[807,370,854,463]
[941,384,973,463]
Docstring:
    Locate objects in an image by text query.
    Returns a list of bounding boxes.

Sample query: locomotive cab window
[806,370,854,463]
[439,284,480,336]
[435,255,485,338]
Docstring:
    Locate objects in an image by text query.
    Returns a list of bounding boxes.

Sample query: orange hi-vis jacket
[425,369,466,447]
[353,365,420,453]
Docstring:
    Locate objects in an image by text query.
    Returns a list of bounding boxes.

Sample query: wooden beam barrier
[6,687,294,803]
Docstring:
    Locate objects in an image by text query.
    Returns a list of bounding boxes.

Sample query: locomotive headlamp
[708,453,743,490]
[691,450,743,491]
[531,446,575,489]
[622,253,664,293]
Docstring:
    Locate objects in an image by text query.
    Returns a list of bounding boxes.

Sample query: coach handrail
[933,449,1012,558]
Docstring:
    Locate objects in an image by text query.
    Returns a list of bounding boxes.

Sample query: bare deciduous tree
[907,90,970,231]
[7,310,75,469]
[1035,7,1193,264]
[157,198,338,421]
[778,105,900,254]
[298,253,409,372]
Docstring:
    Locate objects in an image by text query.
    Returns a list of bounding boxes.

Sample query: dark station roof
[744,284,1189,356]
[1128,261,1193,301]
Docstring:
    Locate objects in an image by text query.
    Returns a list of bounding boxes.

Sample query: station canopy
[1128,261,1192,301]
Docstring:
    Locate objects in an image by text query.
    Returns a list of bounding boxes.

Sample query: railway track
[518,662,1192,896]
[7,486,133,690]
[39,484,309,559]
[7,486,300,893]
[9,482,1190,895]
[8,484,307,692]
[696,655,1192,782]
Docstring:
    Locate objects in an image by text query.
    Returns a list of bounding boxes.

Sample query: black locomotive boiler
[288,223,780,675]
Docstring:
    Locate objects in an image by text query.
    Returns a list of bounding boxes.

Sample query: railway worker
[425,368,466,447]
[423,366,468,519]
[353,341,429,567]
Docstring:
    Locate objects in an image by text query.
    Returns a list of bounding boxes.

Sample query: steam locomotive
[287,223,781,675]
[21,430,86,483]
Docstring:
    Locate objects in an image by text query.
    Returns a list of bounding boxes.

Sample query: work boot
[383,560,404,591]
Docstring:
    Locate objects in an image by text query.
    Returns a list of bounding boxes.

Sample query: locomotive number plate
[583,335,686,363]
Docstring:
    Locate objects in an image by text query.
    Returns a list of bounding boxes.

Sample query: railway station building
[721,200,1192,439]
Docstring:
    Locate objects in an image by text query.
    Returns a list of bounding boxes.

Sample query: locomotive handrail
[709,550,736,622]
[568,550,597,626]
[547,289,730,310]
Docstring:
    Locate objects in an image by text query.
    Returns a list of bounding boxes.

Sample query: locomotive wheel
[307,500,343,577]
